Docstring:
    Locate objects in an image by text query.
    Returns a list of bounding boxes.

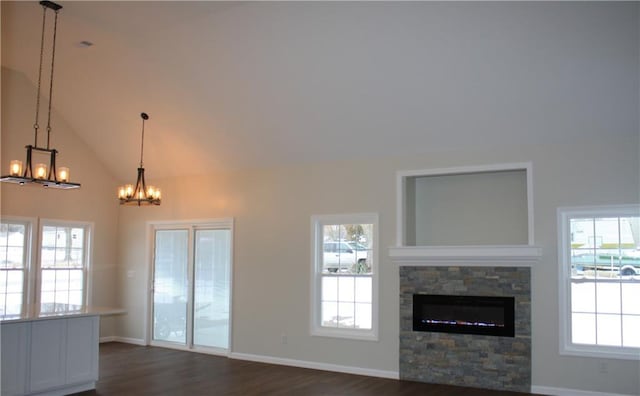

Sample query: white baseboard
[229,351,399,380]
[531,385,637,396]
[102,336,146,346]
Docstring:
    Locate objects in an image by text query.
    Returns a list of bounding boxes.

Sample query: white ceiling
[2,1,637,180]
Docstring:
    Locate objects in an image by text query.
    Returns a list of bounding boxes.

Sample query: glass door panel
[153,229,188,344]
[193,229,231,349]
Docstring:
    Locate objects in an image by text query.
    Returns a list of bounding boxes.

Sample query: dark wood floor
[77,342,535,396]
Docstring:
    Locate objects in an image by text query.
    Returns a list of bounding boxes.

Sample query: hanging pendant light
[1,1,80,189]
[117,113,161,206]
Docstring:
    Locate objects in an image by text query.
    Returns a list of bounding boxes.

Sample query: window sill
[311,328,378,342]
[561,344,640,361]
[388,245,542,266]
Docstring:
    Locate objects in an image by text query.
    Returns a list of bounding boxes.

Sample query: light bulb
[35,163,47,179]
[125,184,134,198]
[9,160,23,176]
[57,167,69,182]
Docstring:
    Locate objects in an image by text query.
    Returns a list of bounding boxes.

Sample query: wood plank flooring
[76,342,534,396]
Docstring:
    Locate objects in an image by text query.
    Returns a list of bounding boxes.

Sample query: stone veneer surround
[400,266,531,392]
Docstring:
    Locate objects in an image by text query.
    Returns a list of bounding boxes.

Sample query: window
[558,205,640,360]
[311,213,378,340]
[0,218,91,318]
[0,219,32,316]
[39,221,92,310]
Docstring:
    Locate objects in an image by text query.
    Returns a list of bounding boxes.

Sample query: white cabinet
[65,317,99,385]
[1,322,29,396]
[29,319,67,393]
[1,315,99,396]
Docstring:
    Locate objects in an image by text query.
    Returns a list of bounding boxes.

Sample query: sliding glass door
[152,229,189,344]
[151,221,232,352]
[193,229,231,349]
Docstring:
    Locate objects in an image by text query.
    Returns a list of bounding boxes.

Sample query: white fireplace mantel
[388,245,542,267]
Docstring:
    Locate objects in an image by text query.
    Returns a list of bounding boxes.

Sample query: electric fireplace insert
[413,294,515,337]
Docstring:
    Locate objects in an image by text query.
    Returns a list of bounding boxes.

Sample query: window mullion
[617,217,624,347]
[186,227,195,348]
[1,270,7,315]
[592,218,599,346]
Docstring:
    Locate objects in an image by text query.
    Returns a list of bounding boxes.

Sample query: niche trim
[392,162,539,263]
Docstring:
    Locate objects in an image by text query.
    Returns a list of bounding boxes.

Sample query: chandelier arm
[33,4,48,147]
[139,168,148,202]
[45,9,60,150]
[48,149,58,181]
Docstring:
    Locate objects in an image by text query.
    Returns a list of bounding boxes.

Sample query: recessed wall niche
[397,163,533,247]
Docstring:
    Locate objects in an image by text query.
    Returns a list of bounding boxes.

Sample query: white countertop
[0,304,126,323]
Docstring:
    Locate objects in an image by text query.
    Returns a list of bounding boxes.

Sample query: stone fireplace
[399,265,531,393]
[392,163,539,392]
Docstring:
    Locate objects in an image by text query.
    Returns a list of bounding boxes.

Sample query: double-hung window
[311,213,378,340]
[558,205,640,359]
[0,218,92,317]
[0,218,33,316]
[39,221,92,310]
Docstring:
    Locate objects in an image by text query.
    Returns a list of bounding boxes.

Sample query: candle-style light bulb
[9,160,23,176]
[57,167,69,182]
[35,163,47,179]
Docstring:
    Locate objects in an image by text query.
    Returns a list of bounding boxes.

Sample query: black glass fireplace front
[413,294,515,337]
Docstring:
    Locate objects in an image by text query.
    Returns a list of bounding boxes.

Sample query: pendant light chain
[33,4,48,147]
[45,8,60,150]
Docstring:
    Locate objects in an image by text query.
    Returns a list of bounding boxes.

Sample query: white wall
[411,170,529,245]
[1,67,120,337]
[116,134,639,395]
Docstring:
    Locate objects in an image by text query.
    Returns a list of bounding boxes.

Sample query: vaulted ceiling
[2,1,636,180]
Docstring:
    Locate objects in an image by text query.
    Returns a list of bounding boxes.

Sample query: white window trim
[310,213,379,341]
[557,204,640,360]
[38,218,95,307]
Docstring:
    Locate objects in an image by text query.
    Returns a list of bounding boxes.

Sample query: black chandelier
[1,1,80,189]
[117,113,161,206]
